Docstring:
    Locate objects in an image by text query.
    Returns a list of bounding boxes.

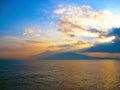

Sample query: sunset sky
[0,0,120,60]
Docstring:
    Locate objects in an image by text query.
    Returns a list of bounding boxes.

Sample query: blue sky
[1,0,120,36]
[0,0,120,60]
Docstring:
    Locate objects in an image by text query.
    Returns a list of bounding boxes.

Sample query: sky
[0,0,120,60]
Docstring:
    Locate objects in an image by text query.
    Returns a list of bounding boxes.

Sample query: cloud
[54,5,120,46]
[81,28,120,53]
[0,36,17,39]
[96,36,116,43]
[49,39,93,53]
[23,28,34,36]
[0,35,62,60]
[23,28,41,37]
[54,8,66,14]
[108,28,120,37]
[25,40,46,44]
[78,52,120,59]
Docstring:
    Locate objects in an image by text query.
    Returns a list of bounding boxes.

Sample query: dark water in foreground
[0,60,120,90]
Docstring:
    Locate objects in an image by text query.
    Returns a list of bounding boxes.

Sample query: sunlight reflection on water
[0,60,120,90]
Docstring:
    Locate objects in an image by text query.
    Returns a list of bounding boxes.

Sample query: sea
[0,60,120,90]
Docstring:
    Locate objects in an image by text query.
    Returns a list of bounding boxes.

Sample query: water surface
[0,60,120,90]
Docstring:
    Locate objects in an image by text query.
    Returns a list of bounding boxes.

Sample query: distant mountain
[33,28,120,60]
[37,52,102,60]
[34,51,120,60]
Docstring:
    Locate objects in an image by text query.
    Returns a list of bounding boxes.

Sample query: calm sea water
[0,60,120,90]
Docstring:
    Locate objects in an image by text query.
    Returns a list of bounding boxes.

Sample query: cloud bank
[54,5,120,46]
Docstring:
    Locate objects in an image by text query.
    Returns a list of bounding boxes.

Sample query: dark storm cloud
[82,28,120,53]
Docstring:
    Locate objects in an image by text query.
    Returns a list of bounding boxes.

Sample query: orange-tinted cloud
[0,36,61,60]
[79,52,120,59]
[23,28,41,37]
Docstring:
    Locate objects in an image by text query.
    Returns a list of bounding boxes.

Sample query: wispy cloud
[23,28,41,37]
[0,36,61,59]
[54,8,66,14]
